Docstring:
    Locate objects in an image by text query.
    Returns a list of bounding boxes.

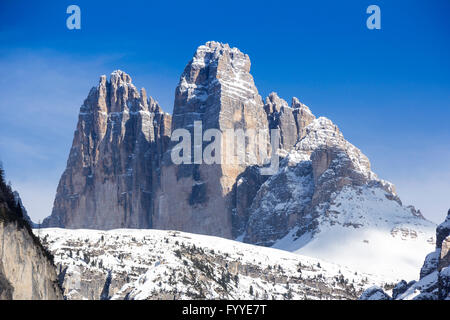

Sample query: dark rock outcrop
[40,42,435,272]
[358,286,391,300]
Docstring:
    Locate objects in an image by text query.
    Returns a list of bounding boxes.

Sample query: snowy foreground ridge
[36,228,394,300]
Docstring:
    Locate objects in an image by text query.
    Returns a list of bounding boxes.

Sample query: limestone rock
[264,92,315,153]
[244,159,314,246]
[243,116,435,278]
[231,165,269,238]
[244,116,402,245]
[420,249,440,279]
[42,70,171,229]
[0,170,62,300]
[40,43,435,279]
[153,42,270,239]
[0,221,62,300]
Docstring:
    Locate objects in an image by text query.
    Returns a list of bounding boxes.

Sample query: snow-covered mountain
[39,41,436,284]
[35,228,394,300]
[360,210,450,300]
[242,116,436,279]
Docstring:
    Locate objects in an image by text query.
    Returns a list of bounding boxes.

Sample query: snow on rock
[392,280,415,299]
[242,114,435,281]
[271,185,435,280]
[420,249,441,279]
[34,228,392,300]
[360,209,450,300]
[41,70,172,230]
[358,286,391,300]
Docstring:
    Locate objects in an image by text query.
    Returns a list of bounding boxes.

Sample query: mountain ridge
[39,41,435,280]
[36,227,395,300]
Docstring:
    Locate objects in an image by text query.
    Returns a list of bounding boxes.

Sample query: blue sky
[0,0,449,223]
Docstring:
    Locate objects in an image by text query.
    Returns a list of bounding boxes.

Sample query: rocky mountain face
[241,115,434,278]
[264,92,315,154]
[42,70,171,229]
[35,228,392,300]
[360,210,450,300]
[0,169,62,300]
[153,42,270,239]
[41,41,435,279]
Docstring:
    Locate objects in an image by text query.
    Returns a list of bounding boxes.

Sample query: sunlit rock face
[153,41,270,239]
[41,43,435,280]
[0,177,62,300]
[42,71,171,229]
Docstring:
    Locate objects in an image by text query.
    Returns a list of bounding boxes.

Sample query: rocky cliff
[153,41,270,239]
[241,115,434,278]
[264,92,315,154]
[43,42,317,239]
[0,168,62,300]
[42,70,171,229]
[41,42,435,279]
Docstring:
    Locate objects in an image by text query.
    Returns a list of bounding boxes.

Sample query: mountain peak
[42,69,172,229]
[200,41,242,54]
[186,41,251,76]
[110,69,132,83]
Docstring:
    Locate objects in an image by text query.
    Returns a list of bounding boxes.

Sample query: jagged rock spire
[42,71,171,229]
[264,92,316,152]
[154,41,271,239]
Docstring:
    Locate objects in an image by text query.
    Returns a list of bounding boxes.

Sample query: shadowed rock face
[42,71,171,229]
[0,221,63,300]
[37,228,386,300]
[153,42,270,239]
[264,92,315,153]
[243,115,378,246]
[242,113,432,260]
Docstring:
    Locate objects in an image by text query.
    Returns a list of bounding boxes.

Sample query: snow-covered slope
[242,117,436,280]
[35,228,394,300]
[272,185,435,279]
[360,210,450,300]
